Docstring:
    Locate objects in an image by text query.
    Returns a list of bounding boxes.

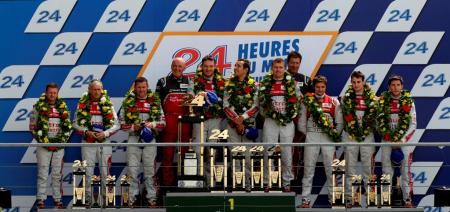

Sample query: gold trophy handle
[200,120,204,176]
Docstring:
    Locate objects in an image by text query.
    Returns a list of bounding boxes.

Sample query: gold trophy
[331,159,345,208]
[105,175,116,207]
[231,145,246,192]
[120,175,131,207]
[351,175,362,207]
[267,145,282,192]
[367,174,378,207]
[250,146,264,192]
[209,130,228,192]
[177,95,206,190]
[91,175,102,208]
[72,160,87,209]
[380,173,391,207]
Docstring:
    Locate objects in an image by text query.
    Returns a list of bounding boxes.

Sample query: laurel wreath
[225,75,257,127]
[341,84,377,142]
[32,93,72,147]
[259,72,298,126]
[377,90,413,142]
[303,93,341,142]
[193,68,225,118]
[76,90,115,142]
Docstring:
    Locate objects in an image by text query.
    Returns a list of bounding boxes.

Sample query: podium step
[165,192,296,212]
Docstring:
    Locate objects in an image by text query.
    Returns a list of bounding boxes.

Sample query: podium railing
[0,142,448,210]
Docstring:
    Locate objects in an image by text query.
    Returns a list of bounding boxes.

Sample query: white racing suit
[261,80,299,187]
[299,94,343,201]
[192,77,223,185]
[381,97,416,201]
[30,105,65,202]
[119,97,165,203]
[342,94,375,201]
[223,79,259,187]
[73,101,120,203]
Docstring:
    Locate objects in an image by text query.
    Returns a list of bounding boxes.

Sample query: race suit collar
[314,93,325,99]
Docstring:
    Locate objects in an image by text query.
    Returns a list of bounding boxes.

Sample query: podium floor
[38,207,423,212]
[37,192,423,212]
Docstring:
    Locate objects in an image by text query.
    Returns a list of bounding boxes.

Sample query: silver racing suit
[299,94,343,201]
[119,97,165,203]
[30,105,66,202]
[73,100,120,203]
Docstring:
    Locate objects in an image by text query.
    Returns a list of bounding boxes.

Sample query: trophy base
[391,200,403,208]
[71,207,88,210]
[331,205,346,209]
[250,187,265,193]
[332,198,345,208]
[352,203,362,208]
[266,187,282,193]
[210,185,227,193]
[176,175,207,192]
[104,204,116,208]
[210,187,227,193]
[391,187,403,208]
[231,187,247,193]
[120,204,131,208]
[91,203,102,208]
[72,204,88,210]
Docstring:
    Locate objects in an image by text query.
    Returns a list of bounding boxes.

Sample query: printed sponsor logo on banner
[141,32,336,88]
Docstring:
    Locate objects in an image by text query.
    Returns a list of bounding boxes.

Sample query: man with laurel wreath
[258,58,300,192]
[377,75,416,208]
[29,83,72,209]
[119,77,165,207]
[298,75,343,208]
[340,71,377,208]
[73,79,120,205]
[224,59,259,189]
[192,55,225,184]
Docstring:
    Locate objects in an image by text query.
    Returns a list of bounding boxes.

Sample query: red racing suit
[155,74,193,187]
